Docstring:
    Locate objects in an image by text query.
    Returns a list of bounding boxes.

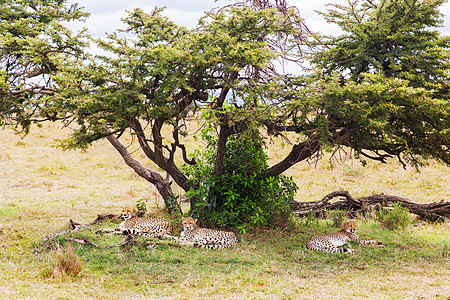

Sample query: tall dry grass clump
[42,247,83,279]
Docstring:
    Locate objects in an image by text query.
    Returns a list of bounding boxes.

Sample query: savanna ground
[0,121,449,299]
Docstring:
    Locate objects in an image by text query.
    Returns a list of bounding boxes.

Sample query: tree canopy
[1,0,449,225]
[0,0,88,132]
[305,0,450,166]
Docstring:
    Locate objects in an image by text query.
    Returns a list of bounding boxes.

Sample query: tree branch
[66,237,100,248]
[106,134,180,212]
[262,137,321,178]
[214,71,239,109]
[130,118,156,160]
[131,117,191,192]
[172,124,196,165]
[10,85,54,95]
[263,120,301,134]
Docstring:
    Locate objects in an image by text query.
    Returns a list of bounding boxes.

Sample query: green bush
[184,125,297,233]
[375,202,411,230]
[135,199,147,217]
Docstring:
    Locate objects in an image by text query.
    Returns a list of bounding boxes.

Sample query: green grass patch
[34,219,450,280]
[2,215,449,299]
[0,206,19,221]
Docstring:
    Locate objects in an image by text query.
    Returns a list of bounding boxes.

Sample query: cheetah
[171,217,238,249]
[95,207,173,239]
[306,221,384,253]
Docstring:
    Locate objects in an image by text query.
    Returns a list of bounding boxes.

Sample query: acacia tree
[1,0,449,224]
[61,3,310,213]
[2,0,312,214]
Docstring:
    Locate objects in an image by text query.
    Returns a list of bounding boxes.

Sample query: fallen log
[291,191,449,221]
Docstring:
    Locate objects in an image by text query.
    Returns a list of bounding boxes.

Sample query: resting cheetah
[171,217,238,249]
[96,207,173,239]
[306,221,384,253]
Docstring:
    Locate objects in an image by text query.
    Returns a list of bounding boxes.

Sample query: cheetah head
[121,207,137,220]
[341,221,356,233]
[182,217,198,232]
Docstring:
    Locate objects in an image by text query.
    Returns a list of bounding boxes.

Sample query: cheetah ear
[194,218,198,223]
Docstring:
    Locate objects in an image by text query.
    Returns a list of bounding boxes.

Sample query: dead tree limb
[292,191,449,221]
[66,237,100,248]
[87,213,120,226]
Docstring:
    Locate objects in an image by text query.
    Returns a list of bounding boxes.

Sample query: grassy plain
[0,121,449,299]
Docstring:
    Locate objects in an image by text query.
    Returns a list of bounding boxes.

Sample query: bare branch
[106,133,180,212]
[262,137,321,178]
[9,85,54,95]
[131,118,191,193]
[66,237,100,248]
[172,123,196,165]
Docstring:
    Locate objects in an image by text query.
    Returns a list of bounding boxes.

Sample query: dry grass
[42,246,84,279]
[0,121,449,299]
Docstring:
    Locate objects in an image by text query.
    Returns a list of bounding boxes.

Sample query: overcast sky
[71,0,450,40]
[65,0,449,76]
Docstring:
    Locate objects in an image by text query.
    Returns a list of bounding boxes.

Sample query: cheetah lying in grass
[170,217,238,249]
[306,221,384,253]
[95,207,173,239]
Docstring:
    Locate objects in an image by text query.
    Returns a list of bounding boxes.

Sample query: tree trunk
[291,190,450,221]
[214,124,232,176]
[106,134,181,214]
